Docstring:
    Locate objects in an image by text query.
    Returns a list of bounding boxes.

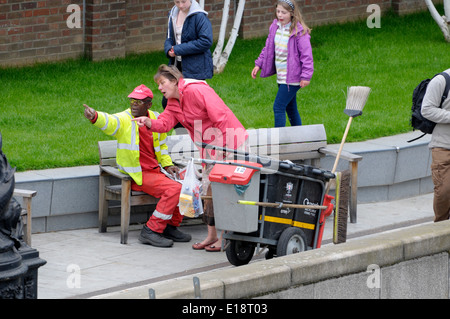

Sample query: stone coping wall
[94,220,450,299]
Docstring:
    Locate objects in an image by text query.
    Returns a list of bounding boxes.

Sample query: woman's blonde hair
[153,64,183,83]
[276,0,311,36]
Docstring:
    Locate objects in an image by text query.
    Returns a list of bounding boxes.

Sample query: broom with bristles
[327,86,371,243]
[333,170,350,244]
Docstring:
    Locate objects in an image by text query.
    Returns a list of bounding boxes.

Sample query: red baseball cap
[128,84,153,99]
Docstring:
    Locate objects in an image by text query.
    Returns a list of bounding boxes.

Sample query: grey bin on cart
[210,162,262,233]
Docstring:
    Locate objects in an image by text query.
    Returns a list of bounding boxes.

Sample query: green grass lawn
[1,8,449,171]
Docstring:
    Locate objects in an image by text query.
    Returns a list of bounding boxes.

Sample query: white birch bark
[214,0,246,74]
[425,0,450,42]
[212,0,230,67]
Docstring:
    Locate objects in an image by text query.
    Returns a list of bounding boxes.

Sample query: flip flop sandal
[192,239,218,250]
[205,244,222,252]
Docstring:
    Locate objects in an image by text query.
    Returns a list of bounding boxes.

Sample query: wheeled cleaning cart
[209,160,335,266]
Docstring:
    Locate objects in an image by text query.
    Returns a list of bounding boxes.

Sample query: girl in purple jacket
[251,0,313,127]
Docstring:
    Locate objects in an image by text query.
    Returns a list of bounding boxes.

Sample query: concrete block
[97,276,224,299]
[313,271,380,299]
[104,262,292,299]
[13,180,53,218]
[399,220,450,260]
[31,217,46,233]
[319,153,350,173]
[94,222,450,300]
[357,185,389,203]
[50,176,98,215]
[200,263,292,299]
[394,144,430,183]
[381,253,449,299]
[320,143,398,188]
[256,284,314,299]
[426,149,432,175]
[45,211,99,232]
[387,179,420,201]
[14,165,99,219]
[368,132,430,149]
[37,165,99,180]
[419,176,433,195]
[268,236,404,286]
[356,149,397,187]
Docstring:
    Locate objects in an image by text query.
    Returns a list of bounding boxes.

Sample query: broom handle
[331,116,353,174]
[237,200,328,210]
[202,197,328,210]
[325,116,353,195]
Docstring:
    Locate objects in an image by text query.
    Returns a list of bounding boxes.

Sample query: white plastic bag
[179,159,203,218]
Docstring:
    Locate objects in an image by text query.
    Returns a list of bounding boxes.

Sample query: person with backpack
[421,69,450,222]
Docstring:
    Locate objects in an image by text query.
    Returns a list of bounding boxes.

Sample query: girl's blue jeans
[273,84,301,127]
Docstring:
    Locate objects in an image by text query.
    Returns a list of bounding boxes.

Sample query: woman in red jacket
[133,64,248,252]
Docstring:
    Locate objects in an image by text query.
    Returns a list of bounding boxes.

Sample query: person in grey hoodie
[421,69,450,222]
[164,0,213,80]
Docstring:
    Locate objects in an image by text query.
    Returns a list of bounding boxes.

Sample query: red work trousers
[131,168,183,233]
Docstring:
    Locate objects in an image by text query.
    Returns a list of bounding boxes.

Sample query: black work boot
[139,225,173,247]
[163,225,192,242]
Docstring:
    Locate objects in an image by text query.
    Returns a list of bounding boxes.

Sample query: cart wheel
[226,240,255,266]
[276,227,307,257]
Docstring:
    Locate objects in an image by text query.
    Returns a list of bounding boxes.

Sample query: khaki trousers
[431,147,450,222]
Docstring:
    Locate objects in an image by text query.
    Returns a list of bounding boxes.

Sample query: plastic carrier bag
[179,159,203,218]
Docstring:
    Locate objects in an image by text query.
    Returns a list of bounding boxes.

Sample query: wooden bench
[98,124,362,244]
[13,188,37,246]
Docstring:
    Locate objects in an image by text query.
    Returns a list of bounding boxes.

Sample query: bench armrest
[100,165,132,180]
[13,189,37,198]
[318,147,362,162]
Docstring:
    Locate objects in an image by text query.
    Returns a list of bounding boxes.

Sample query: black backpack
[408,72,450,143]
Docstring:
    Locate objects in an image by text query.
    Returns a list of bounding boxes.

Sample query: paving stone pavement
[33,193,435,299]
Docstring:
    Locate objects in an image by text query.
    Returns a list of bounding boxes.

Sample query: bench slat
[100,165,131,180]
[253,125,327,146]
[98,140,117,158]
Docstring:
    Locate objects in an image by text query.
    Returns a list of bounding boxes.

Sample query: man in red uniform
[84,85,191,247]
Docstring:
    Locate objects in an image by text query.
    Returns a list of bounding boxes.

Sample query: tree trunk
[214,0,246,74]
[425,0,450,42]
[212,0,230,67]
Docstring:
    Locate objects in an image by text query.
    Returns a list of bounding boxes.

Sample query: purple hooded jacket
[255,19,314,83]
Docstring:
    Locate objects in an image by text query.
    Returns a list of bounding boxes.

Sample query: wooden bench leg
[22,196,33,246]
[98,175,108,233]
[349,161,358,223]
[13,189,37,246]
[120,179,131,244]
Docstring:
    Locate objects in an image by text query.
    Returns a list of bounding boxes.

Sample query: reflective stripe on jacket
[94,109,173,185]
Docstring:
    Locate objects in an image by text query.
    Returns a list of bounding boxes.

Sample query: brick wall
[85,0,126,61]
[123,1,234,55]
[392,0,430,15]
[0,0,84,66]
[0,0,441,67]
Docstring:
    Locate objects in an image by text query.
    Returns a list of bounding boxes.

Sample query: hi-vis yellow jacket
[94,109,173,186]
